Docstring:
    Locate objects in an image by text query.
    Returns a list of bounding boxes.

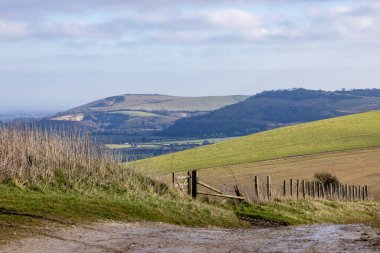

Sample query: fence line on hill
[171,171,369,202]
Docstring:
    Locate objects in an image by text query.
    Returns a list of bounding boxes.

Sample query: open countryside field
[134,110,380,174]
[107,137,231,149]
[193,147,380,201]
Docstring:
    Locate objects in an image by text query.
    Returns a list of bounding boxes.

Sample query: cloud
[308,4,380,38]
[0,20,28,38]
[0,0,379,45]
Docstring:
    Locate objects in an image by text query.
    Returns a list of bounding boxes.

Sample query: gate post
[187,171,191,195]
[191,170,198,199]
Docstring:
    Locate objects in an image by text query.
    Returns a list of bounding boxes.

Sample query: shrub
[314,172,340,186]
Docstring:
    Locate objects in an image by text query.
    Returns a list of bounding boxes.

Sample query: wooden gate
[171,171,191,195]
[172,170,245,200]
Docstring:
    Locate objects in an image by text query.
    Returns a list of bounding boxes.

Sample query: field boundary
[172,170,370,202]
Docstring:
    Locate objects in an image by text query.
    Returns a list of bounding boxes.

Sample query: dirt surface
[2,222,380,253]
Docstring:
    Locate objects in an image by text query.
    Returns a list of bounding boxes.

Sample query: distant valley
[11,88,380,161]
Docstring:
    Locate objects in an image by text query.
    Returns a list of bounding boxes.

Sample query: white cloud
[0,20,28,38]
[308,4,380,39]
[202,9,261,30]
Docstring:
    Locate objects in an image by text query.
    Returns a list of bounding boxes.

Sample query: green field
[69,94,249,113]
[133,110,380,174]
[106,137,231,150]
[111,110,161,117]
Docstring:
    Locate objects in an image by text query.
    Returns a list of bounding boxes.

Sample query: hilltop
[164,88,380,138]
[134,110,380,173]
[62,94,248,113]
[48,94,248,138]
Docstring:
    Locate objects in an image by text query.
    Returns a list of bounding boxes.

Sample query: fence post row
[177,171,369,202]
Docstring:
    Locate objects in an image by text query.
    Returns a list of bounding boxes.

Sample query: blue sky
[1,0,380,109]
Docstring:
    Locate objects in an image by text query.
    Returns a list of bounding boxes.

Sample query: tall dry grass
[0,126,121,187]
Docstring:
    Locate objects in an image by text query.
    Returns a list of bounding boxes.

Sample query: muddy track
[2,222,380,253]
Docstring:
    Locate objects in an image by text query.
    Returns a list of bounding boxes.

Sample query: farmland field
[134,110,380,174]
[107,137,233,161]
[107,137,231,149]
[164,148,380,200]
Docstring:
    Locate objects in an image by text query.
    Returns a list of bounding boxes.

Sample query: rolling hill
[163,89,380,138]
[49,94,248,138]
[134,110,380,174]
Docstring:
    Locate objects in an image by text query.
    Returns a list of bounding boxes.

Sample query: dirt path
[2,222,380,253]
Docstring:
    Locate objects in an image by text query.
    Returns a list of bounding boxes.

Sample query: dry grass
[0,127,120,188]
[188,148,380,201]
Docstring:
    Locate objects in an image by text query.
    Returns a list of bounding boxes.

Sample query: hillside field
[65,94,249,113]
[134,110,380,174]
[195,148,380,201]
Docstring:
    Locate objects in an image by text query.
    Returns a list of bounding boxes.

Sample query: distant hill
[135,110,380,173]
[163,89,380,138]
[49,94,248,137]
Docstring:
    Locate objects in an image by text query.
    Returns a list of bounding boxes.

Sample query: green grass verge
[0,184,246,244]
[133,110,380,174]
[236,200,380,225]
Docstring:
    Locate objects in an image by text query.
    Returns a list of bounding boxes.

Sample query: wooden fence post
[344,184,348,200]
[355,186,358,200]
[191,170,198,199]
[296,179,300,199]
[321,184,325,199]
[337,184,340,200]
[290,179,293,198]
[187,171,191,195]
[329,183,333,199]
[317,183,320,198]
[283,180,286,197]
[172,173,175,187]
[332,183,336,198]
[349,186,352,201]
[267,176,271,200]
[312,182,316,198]
[361,186,365,201]
[254,176,259,201]
[307,181,311,198]
[365,185,368,200]
[302,180,306,199]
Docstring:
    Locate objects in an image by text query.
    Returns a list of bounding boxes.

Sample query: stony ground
[2,222,380,253]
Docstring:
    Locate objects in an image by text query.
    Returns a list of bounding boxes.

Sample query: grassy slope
[125,96,249,112]
[111,111,161,117]
[67,95,249,113]
[236,200,380,225]
[134,110,380,173]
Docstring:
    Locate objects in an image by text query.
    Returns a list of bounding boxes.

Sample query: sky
[1,0,380,110]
